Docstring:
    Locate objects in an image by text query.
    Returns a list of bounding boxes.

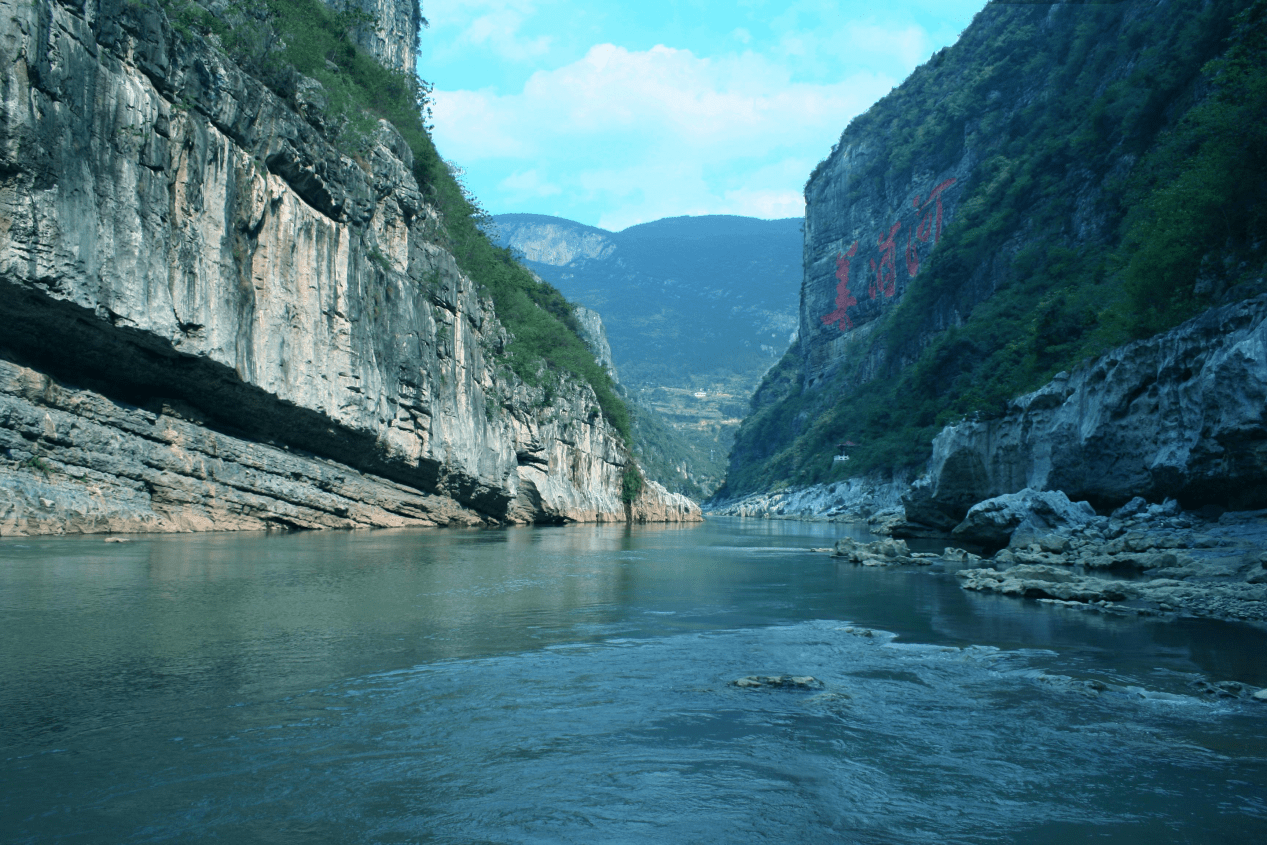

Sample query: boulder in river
[951,489,1097,548]
[832,536,920,566]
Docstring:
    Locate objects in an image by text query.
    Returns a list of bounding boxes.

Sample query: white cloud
[431,43,894,226]
[844,23,929,70]
[499,168,562,199]
[771,21,930,80]
[463,12,553,61]
[425,0,554,63]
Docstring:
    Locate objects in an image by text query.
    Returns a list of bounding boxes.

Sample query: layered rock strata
[0,0,698,534]
[904,294,1267,530]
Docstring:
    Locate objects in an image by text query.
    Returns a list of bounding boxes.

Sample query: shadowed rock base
[0,358,701,535]
[0,359,485,534]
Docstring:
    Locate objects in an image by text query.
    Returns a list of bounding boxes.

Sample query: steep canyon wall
[0,0,697,534]
[721,0,1263,501]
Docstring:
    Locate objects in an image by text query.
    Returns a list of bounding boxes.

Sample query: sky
[419,0,988,231]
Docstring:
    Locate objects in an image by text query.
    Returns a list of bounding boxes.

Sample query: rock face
[801,140,971,389]
[0,0,698,534]
[495,215,616,266]
[907,295,1267,528]
[320,0,422,75]
[0,358,486,534]
[721,0,1264,503]
[705,472,911,521]
[572,306,617,383]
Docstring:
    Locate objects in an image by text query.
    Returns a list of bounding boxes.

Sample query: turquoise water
[2,518,1265,843]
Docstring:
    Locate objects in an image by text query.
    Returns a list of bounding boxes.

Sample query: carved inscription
[821,178,957,333]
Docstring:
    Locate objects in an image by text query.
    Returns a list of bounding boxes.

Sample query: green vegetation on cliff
[719,0,1267,499]
[159,0,630,440]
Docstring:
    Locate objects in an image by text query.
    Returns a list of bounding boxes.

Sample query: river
[2,518,1265,843]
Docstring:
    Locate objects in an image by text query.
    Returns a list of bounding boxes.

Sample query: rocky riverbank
[825,491,1267,624]
[704,472,911,524]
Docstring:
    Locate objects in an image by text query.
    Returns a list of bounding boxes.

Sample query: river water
[2,518,1265,843]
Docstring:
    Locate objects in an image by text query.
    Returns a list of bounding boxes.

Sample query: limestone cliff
[572,305,617,384]
[319,0,422,75]
[496,215,616,267]
[0,0,698,534]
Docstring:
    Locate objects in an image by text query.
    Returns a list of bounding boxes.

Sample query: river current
[2,518,1265,843]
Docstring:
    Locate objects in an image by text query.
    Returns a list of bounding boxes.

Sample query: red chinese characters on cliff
[869,222,901,300]
[820,177,957,333]
[820,241,859,331]
[905,177,956,278]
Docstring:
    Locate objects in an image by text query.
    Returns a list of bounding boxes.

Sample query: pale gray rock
[958,565,1135,603]
[909,295,1267,526]
[495,217,616,266]
[0,0,698,534]
[1112,497,1148,520]
[704,472,912,521]
[832,536,926,566]
[950,489,1096,548]
[318,0,422,75]
[952,506,1267,621]
[572,306,618,383]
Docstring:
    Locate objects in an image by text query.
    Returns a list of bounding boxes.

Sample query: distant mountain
[493,213,803,495]
[494,213,801,385]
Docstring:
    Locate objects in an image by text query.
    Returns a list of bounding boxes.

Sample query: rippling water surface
[2,519,1266,843]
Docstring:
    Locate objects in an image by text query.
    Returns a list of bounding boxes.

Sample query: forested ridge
[718,0,1267,499]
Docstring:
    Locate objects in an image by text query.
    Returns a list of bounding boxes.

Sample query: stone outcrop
[0,0,698,534]
[816,495,1267,623]
[572,305,617,383]
[949,489,1098,549]
[320,0,423,75]
[0,358,485,533]
[953,502,1267,621]
[704,472,911,522]
[831,536,927,567]
[906,294,1267,529]
[495,214,616,267]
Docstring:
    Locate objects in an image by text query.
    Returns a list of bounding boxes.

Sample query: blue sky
[419,1,988,230]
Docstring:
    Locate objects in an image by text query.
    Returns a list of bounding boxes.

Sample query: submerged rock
[732,675,824,691]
